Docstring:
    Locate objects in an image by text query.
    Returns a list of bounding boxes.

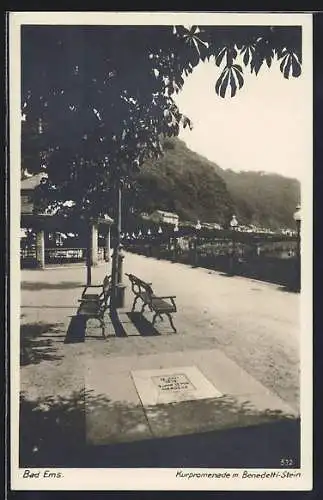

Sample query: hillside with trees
[218,168,301,229]
[134,138,234,224]
[135,137,300,229]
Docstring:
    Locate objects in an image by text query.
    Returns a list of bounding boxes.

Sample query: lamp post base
[114,283,126,309]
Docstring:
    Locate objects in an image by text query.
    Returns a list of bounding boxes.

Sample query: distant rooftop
[153,210,179,218]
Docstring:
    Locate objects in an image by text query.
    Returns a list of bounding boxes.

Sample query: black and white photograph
[9,12,313,491]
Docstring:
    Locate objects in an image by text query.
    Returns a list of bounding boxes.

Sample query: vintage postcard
[9,11,313,491]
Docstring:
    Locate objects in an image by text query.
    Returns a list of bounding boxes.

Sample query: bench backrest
[127,274,154,297]
[103,275,112,292]
[99,275,112,304]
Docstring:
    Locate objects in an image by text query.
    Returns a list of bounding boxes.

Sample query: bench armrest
[78,297,101,302]
[126,273,152,284]
[82,286,103,296]
[154,295,176,299]
[151,295,177,312]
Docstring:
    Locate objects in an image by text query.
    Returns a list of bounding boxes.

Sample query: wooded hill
[136,137,300,229]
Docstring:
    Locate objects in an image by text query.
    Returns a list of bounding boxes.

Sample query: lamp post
[103,214,111,264]
[110,179,126,311]
[147,228,152,257]
[157,226,163,259]
[229,214,238,275]
[293,204,301,292]
[173,223,179,262]
[193,220,201,267]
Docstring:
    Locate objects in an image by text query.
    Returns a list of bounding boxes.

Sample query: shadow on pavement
[64,309,140,343]
[89,418,300,469]
[19,389,300,469]
[64,309,163,343]
[21,305,79,309]
[20,322,64,366]
[64,315,87,343]
[109,309,128,337]
[21,281,84,291]
[127,311,161,336]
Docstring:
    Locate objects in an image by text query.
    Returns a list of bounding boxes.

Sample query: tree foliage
[21,25,302,216]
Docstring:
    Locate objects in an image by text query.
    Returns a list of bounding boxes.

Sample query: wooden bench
[126,273,177,332]
[81,275,111,308]
[76,275,112,337]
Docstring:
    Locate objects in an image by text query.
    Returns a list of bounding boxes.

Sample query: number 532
[280,458,294,467]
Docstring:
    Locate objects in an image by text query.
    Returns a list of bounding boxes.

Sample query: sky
[175,56,308,181]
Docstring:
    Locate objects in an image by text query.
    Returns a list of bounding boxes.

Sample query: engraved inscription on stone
[152,373,196,392]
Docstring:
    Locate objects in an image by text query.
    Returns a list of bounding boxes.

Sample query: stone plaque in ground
[152,374,196,392]
[131,366,222,406]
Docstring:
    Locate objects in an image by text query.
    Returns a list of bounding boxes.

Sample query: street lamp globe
[230,214,238,229]
[293,204,301,223]
[147,228,151,236]
[158,226,163,234]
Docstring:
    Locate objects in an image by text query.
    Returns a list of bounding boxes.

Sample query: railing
[21,246,106,267]
[45,247,106,264]
[45,247,87,263]
[123,238,299,289]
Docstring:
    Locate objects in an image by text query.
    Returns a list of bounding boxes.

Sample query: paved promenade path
[19,252,301,468]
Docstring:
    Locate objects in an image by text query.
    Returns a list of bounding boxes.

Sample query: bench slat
[78,303,102,314]
[150,298,175,312]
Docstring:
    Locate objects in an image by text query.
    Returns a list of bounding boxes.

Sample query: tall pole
[296,219,301,292]
[293,205,301,293]
[173,225,179,262]
[86,222,92,286]
[111,178,121,310]
[193,235,198,267]
[232,230,236,275]
[229,215,238,276]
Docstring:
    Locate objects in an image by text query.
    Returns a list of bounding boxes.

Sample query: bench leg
[99,317,105,338]
[131,295,140,312]
[141,302,149,314]
[78,314,105,338]
[166,313,177,333]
